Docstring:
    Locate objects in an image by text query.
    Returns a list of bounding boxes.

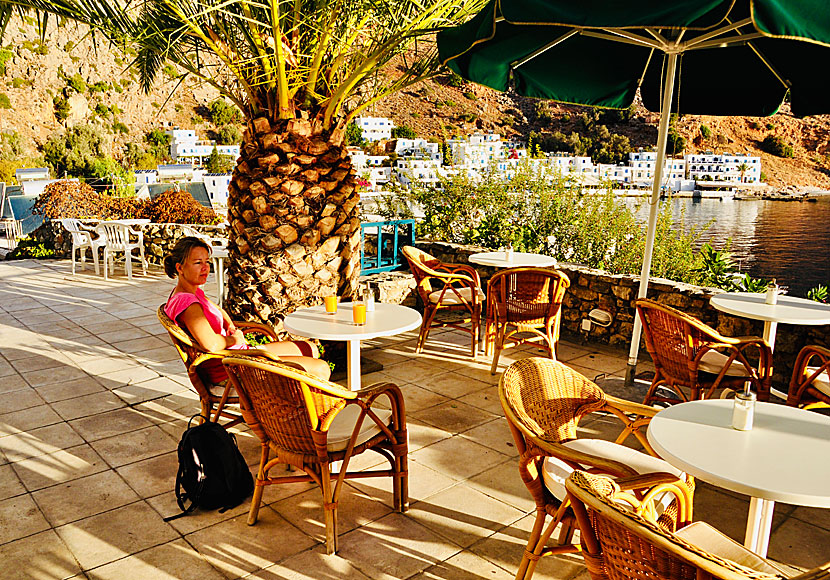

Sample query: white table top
[212,247,228,259]
[468,251,558,268]
[710,292,830,326]
[647,399,830,507]
[99,219,151,226]
[283,303,422,341]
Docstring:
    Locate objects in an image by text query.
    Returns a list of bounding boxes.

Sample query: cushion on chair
[428,286,485,305]
[675,521,800,577]
[698,350,752,377]
[542,439,684,509]
[327,405,393,452]
[805,366,830,396]
[208,381,236,398]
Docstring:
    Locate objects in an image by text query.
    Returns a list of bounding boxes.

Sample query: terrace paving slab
[0,258,826,578]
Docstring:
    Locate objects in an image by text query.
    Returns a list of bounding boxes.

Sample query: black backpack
[164,415,254,521]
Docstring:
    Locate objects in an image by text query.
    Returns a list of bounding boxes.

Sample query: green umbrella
[437,0,830,380]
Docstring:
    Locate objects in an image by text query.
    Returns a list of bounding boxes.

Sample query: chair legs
[516,504,579,580]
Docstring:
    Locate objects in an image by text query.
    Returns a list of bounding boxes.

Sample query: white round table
[710,292,830,398]
[468,251,558,269]
[283,303,422,390]
[647,399,830,557]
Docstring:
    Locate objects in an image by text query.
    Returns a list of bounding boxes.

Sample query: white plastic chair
[60,219,105,275]
[97,221,147,280]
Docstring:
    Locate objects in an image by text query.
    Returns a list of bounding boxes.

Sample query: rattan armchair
[157,304,278,428]
[787,344,830,409]
[500,357,695,580]
[402,246,485,358]
[486,267,570,375]
[566,470,830,580]
[636,299,773,405]
[222,354,408,555]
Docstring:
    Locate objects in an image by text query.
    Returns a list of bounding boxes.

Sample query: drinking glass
[352,302,366,325]
[324,295,338,314]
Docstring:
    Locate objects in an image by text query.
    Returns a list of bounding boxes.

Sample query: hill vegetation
[1,18,829,190]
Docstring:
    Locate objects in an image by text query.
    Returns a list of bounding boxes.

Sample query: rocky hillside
[2,18,830,189]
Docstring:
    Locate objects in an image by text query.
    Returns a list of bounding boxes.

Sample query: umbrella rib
[682,17,754,49]
[512,29,578,69]
[688,32,765,51]
[581,29,664,50]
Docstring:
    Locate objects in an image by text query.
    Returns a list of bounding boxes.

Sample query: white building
[447,133,503,169]
[392,139,441,161]
[394,158,444,187]
[627,150,687,185]
[685,152,761,184]
[134,169,158,186]
[201,173,233,207]
[355,116,395,142]
[166,128,240,166]
[15,167,50,182]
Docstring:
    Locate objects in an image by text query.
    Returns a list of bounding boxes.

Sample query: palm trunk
[225,113,361,331]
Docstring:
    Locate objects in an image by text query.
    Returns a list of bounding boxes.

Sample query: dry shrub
[143,188,221,224]
[32,180,219,224]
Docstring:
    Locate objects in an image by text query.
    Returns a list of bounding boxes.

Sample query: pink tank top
[165,288,247,383]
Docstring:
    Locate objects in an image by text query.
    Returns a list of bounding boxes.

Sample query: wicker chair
[486,267,570,375]
[157,304,278,428]
[566,470,830,580]
[500,357,695,580]
[636,299,773,405]
[402,246,485,358]
[787,344,830,409]
[221,354,408,555]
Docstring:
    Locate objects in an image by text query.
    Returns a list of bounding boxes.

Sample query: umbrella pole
[625,51,679,387]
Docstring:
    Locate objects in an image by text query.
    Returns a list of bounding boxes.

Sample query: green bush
[162,64,178,78]
[446,71,464,87]
[345,123,364,146]
[391,125,417,139]
[112,121,129,134]
[381,162,705,283]
[11,78,32,89]
[67,74,86,93]
[7,238,55,260]
[761,134,793,158]
[88,81,110,93]
[209,99,242,126]
[534,101,552,123]
[699,125,711,139]
[462,91,477,101]
[0,93,10,109]
[216,124,241,145]
[205,147,235,173]
[0,49,14,76]
[53,95,70,121]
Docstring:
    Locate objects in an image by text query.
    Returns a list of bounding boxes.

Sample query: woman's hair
[164,236,212,279]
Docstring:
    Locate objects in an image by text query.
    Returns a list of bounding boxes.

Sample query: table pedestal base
[347,340,361,391]
[745,497,774,557]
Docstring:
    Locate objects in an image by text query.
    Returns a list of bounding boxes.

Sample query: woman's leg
[262,341,330,380]
[263,340,320,358]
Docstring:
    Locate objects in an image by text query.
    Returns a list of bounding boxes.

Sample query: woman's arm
[178,303,246,351]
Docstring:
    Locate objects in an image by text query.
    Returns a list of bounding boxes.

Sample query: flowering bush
[142,189,222,224]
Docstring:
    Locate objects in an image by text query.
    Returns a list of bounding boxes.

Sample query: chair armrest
[605,394,658,417]
[437,262,482,285]
[234,320,279,340]
[791,561,830,580]
[524,436,640,478]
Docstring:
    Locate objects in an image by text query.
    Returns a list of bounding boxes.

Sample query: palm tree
[737,162,749,183]
[1,0,483,327]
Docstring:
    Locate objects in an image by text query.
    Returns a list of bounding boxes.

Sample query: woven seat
[222,354,408,555]
[636,298,772,405]
[566,470,830,580]
[486,267,569,374]
[500,357,695,580]
[402,246,485,358]
[157,304,278,428]
[787,344,830,409]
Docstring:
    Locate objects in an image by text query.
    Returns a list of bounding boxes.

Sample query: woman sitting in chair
[164,236,330,380]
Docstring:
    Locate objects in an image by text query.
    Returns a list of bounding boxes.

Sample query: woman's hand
[227,328,247,348]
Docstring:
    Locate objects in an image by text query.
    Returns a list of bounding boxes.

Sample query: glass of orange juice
[352,301,366,325]
[324,295,338,314]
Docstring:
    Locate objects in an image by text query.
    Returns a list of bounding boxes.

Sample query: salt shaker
[505,244,514,262]
[365,283,375,312]
[731,391,756,431]
[764,280,778,305]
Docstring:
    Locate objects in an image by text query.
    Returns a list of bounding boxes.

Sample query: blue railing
[360,219,415,274]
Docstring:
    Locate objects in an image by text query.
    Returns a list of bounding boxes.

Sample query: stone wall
[412,240,830,389]
[34,220,228,265]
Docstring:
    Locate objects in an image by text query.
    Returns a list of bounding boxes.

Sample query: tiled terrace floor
[0,259,827,579]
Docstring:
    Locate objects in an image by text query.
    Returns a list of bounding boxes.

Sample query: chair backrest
[488,267,570,326]
[635,298,725,387]
[157,304,214,397]
[500,357,606,444]
[565,471,778,580]
[222,354,354,456]
[100,222,137,250]
[401,246,443,297]
[60,219,90,246]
